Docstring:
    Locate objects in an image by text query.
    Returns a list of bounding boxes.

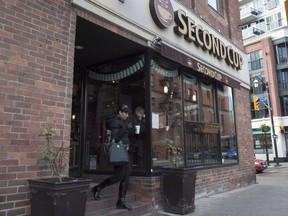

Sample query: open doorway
[84,56,146,172]
[70,16,146,177]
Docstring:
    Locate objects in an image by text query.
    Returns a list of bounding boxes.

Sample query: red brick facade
[244,38,281,116]
[0,0,255,215]
[0,0,75,215]
[178,0,243,49]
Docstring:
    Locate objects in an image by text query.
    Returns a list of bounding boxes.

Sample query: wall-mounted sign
[149,0,174,28]
[161,44,241,89]
[149,0,243,71]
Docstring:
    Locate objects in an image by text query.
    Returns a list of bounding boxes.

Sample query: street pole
[253,77,280,166]
[264,131,270,166]
[266,84,280,166]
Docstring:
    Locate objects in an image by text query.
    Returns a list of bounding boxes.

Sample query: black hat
[119,104,129,113]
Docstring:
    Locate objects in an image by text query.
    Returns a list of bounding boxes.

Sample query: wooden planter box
[28,177,91,216]
[162,167,197,215]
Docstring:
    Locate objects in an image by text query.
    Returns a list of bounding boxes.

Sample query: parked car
[255,159,268,173]
[224,149,237,159]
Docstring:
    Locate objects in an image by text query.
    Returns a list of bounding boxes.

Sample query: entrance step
[86,201,151,216]
[85,183,151,216]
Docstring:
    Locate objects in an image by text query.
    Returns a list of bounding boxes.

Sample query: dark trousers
[99,158,131,190]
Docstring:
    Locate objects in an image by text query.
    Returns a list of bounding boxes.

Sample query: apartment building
[240,0,288,162]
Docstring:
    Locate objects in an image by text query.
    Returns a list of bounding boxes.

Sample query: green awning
[252,129,271,135]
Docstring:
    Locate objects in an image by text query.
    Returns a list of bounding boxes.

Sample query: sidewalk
[152,162,288,216]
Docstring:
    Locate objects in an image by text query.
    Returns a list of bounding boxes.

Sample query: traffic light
[280,125,285,133]
[253,96,260,110]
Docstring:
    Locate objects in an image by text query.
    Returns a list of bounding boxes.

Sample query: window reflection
[151,60,238,168]
[201,82,215,123]
[218,86,238,164]
[183,75,198,122]
[150,58,183,168]
[185,81,238,165]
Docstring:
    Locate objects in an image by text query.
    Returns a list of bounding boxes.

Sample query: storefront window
[201,81,216,123]
[253,133,272,152]
[150,59,237,168]
[218,86,238,164]
[183,75,198,122]
[150,58,183,168]
[185,78,220,165]
[74,54,239,174]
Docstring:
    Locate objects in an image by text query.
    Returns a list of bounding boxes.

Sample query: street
[154,163,288,216]
[191,164,288,216]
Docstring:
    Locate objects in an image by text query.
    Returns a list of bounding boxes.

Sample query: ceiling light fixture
[75,45,85,50]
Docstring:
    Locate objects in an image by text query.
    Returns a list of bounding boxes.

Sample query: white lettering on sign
[197,63,222,81]
[174,9,243,70]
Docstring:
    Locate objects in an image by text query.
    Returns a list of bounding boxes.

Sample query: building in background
[1,0,254,215]
[240,0,288,162]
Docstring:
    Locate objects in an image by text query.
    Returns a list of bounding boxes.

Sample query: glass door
[83,56,146,172]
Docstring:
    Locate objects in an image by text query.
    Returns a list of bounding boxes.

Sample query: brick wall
[0,0,76,215]
[178,0,243,49]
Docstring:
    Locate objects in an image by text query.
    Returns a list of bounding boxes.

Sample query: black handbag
[104,140,129,165]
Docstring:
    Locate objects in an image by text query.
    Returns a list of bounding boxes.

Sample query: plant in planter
[164,138,182,168]
[28,127,91,216]
[39,127,66,182]
[162,138,197,215]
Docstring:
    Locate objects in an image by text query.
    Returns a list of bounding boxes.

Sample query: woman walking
[92,104,133,210]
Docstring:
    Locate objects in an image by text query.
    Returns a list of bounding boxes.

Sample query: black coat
[109,116,131,145]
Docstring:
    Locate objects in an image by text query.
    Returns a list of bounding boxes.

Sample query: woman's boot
[92,177,116,201]
[116,182,133,210]
[92,185,101,200]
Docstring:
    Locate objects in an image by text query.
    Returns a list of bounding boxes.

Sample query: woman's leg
[116,160,133,210]
[92,165,125,200]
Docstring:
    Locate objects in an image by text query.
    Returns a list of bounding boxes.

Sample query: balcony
[253,27,265,35]
[240,7,261,25]
[239,0,253,7]
[242,26,265,39]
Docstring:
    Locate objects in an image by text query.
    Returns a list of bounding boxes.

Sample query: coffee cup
[135,125,140,134]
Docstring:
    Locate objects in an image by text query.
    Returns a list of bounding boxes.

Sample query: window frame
[266,12,283,31]
[208,0,222,14]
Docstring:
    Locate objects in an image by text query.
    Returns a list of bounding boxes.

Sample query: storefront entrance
[70,16,239,178]
[69,17,147,177]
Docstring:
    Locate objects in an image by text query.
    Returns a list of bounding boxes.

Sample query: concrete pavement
[153,162,288,216]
